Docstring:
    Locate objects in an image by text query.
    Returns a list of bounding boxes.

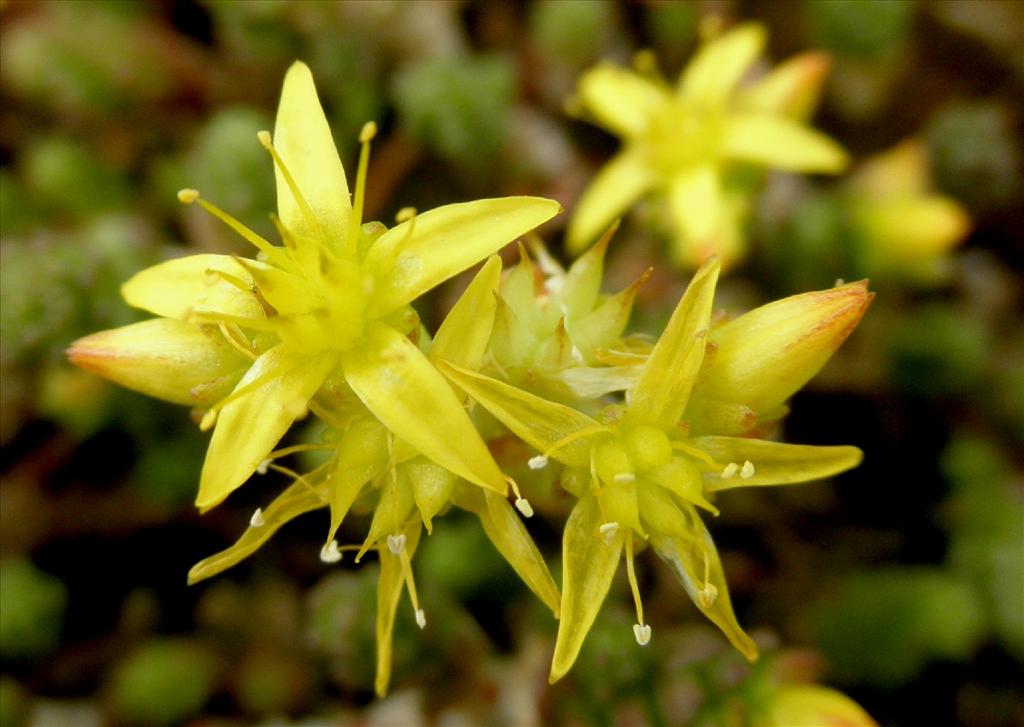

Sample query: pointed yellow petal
[627,258,719,429]
[561,222,616,321]
[721,114,848,173]
[577,63,670,138]
[567,149,654,255]
[858,197,970,267]
[678,23,765,107]
[568,267,649,357]
[697,281,872,413]
[693,437,863,491]
[454,484,561,616]
[550,495,622,683]
[364,197,560,316]
[67,319,248,406]
[558,365,642,399]
[121,254,266,320]
[197,346,338,510]
[187,480,325,584]
[326,414,389,543]
[429,255,501,371]
[406,458,457,532]
[667,164,723,252]
[273,61,350,245]
[438,361,601,469]
[650,517,759,661]
[342,323,506,493]
[375,521,422,697]
[363,466,416,551]
[736,51,831,120]
[764,685,879,727]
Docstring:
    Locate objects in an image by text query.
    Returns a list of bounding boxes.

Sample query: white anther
[614,472,636,484]
[256,459,271,475]
[698,583,718,608]
[528,455,548,470]
[320,540,342,563]
[359,120,378,143]
[387,533,406,555]
[633,623,652,646]
[544,276,564,295]
[599,522,620,542]
[249,508,265,527]
[835,278,845,287]
[515,498,534,518]
[257,130,273,148]
[415,608,426,629]
[720,462,739,478]
[571,345,584,364]
[740,460,755,479]
[176,188,199,204]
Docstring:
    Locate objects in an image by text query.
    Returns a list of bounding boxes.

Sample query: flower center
[643,102,724,175]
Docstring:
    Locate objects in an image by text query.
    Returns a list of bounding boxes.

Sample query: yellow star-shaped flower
[568,23,848,269]
[441,258,871,682]
[69,61,560,512]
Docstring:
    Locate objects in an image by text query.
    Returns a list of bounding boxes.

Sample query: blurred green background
[1,1,1021,725]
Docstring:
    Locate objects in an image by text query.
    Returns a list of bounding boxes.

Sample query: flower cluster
[69,58,871,707]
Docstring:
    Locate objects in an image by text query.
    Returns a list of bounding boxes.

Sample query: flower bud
[67,319,249,406]
[695,281,872,414]
[760,685,878,727]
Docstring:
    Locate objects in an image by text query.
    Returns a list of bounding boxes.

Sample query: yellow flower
[567,23,847,269]
[848,139,970,282]
[440,258,869,682]
[757,685,879,727]
[183,258,560,697]
[68,61,560,512]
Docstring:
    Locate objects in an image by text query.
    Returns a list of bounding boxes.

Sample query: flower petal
[626,257,720,429]
[764,685,879,727]
[650,515,759,661]
[453,484,561,616]
[721,114,848,173]
[429,255,501,371]
[342,323,506,493]
[666,165,723,257]
[121,254,266,320]
[407,458,458,533]
[273,61,350,245]
[550,494,623,683]
[577,63,670,138]
[364,197,560,317]
[677,23,766,107]
[736,51,831,120]
[438,361,602,468]
[326,414,389,543]
[567,149,654,254]
[197,345,338,510]
[375,520,422,697]
[693,437,863,491]
[695,280,872,413]
[187,480,326,584]
[67,319,249,406]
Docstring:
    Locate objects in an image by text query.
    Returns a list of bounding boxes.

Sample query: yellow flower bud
[695,281,872,414]
[760,685,878,727]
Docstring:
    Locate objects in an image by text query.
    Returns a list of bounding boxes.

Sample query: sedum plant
[68,59,872,718]
[567,22,847,269]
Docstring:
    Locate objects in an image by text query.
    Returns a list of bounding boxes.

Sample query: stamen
[205,268,251,294]
[187,311,277,333]
[671,441,722,468]
[720,462,739,479]
[177,188,284,261]
[346,121,377,255]
[740,460,755,479]
[267,463,321,498]
[387,533,407,555]
[217,322,258,361]
[599,521,620,542]
[528,455,548,470]
[267,442,336,460]
[614,472,636,484]
[320,540,342,563]
[541,425,612,461]
[395,207,417,223]
[256,459,270,475]
[625,535,649,646]
[396,545,425,631]
[257,130,330,250]
[506,477,534,518]
[250,508,265,527]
